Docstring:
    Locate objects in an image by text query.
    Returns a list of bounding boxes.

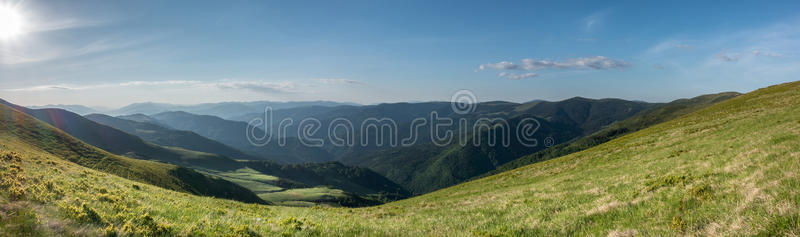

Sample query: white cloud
[520,56,630,70]
[480,56,629,72]
[478,56,630,78]
[6,85,85,92]
[316,78,363,85]
[478,61,519,70]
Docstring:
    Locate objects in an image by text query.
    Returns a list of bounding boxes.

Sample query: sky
[1,0,800,108]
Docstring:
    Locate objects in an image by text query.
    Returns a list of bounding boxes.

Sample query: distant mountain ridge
[85,113,259,161]
[110,100,359,119]
[148,111,334,164]
[28,104,102,115]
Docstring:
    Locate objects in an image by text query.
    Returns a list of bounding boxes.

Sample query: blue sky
[1,0,800,107]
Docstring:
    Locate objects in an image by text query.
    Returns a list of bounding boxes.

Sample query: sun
[0,6,25,39]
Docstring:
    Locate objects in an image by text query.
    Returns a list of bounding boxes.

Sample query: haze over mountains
[28,101,359,118]
[10,93,742,197]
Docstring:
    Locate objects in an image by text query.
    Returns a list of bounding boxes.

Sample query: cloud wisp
[716,49,740,62]
[752,50,782,57]
[498,72,538,80]
[581,10,611,32]
[479,56,630,78]
[675,44,693,50]
[478,61,519,70]
[316,78,364,85]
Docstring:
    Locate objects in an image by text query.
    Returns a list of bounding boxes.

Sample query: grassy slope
[0,104,265,204]
[2,81,799,236]
[484,91,741,177]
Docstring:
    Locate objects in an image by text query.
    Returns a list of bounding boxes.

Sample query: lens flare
[0,6,25,39]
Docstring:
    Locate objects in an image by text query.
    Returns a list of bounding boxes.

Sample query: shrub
[228,225,260,237]
[104,224,118,237]
[279,217,304,231]
[120,212,171,236]
[60,201,104,224]
[689,184,713,200]
[645,174,693,192]
[96,193,119,203]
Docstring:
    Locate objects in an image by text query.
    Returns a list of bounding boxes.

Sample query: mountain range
[109,101,358,119]
[0,98,409,207]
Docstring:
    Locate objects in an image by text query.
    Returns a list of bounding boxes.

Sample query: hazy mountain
[110,100,358,119]
[85,113,259,161]
[28,104,102,115]
[149,111,334,163]
[116,113,171,127]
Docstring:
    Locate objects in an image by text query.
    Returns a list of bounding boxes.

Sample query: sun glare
[0,6,24,39]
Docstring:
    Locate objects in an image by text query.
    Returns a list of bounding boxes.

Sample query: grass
[1,80,799,235]
[200,168,372,207]
[258,187,353,207]
[200,168,284,194]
